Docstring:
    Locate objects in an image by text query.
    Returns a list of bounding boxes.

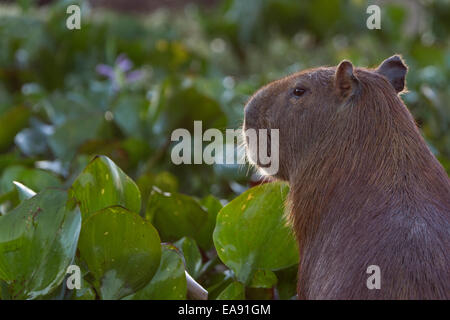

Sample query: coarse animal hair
[243,55,450,299]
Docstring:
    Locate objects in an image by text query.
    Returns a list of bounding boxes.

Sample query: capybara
[243,55,450,299]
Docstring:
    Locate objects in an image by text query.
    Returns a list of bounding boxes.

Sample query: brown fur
[243,56,450,299]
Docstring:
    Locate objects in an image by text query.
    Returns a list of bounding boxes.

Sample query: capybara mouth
[244,126,272,169]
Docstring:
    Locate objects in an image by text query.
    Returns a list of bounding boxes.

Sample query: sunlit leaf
[0,165,60,194]
[70,277,97,300]
[213,182,298,284]
[216,281,245,300]
[146,187,215,250]
[174,237,202,279]
[0,189,81,299]
[13,181,36,201]
[124,244,187,300]
[70,155,141,220]
[249,269,277,288]
[78,206,161,300]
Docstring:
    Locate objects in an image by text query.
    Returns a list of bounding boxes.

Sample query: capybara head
[243,55,408,181]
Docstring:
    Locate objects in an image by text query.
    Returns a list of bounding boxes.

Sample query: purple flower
[96,64,115,78]
[116,54,133,72]
[96,54,144,90]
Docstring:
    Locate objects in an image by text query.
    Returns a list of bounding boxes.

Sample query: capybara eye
[293,87,306,97]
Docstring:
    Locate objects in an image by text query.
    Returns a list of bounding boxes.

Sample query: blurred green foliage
[0,0,448,300]
[0,0,448,200]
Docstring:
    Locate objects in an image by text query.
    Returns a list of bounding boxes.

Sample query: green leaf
[124,244,187,300]
[174,237,203,279]
[0,165,60,194]
[275,265,298,300]
[67,257,96,300]
[213,182,298,284]
[146,187,215,250]
[216,281,245,300]
[112,95,148,139]
[70,155,141,220]
[78,206,161,300]
[249,269,277,288]
[199,194,223,218]
[36,281,67,300]
[206,275,234,300]
[137,171,179,215]
[13,181,36,201]
[48,114,103,162]
[151,172,179,193]
[70,277,96,300]
[0,189,81,299]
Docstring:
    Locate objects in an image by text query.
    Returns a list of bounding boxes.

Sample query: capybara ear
[376,55,407,93]
[334,60,358,99]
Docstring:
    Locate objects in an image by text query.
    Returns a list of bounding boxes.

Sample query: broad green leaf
[78,206,161,300]
[174,237,202,279]
[13,181,36,201]
[146,187,215,250]
[137,171,178,215]
[205,272,234,300]
[249,269,277,288]
[216,281,245,300]
[199,194,223,218]
[213,182,298,284]
[112,95,148,139]
[0,165,60,194]
[48,114,103,162]
[70,277,96,300]
[36,281,67,300]
[204,269,234,300]
[70,155,141,220]
[0,189,81,299]
[124,244,187,300]
[68,257,96,300]
[275,265,298,300]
